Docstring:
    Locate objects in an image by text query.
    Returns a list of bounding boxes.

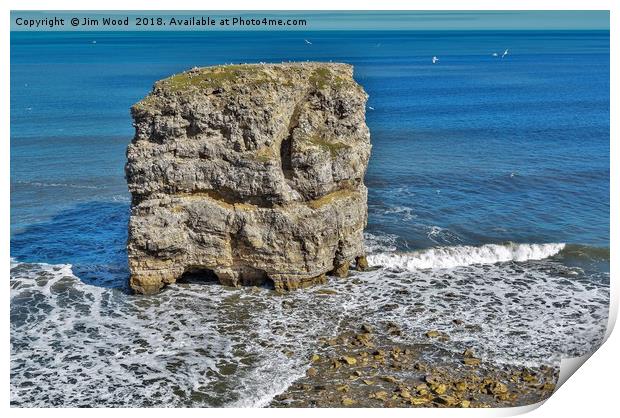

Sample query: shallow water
[10,30,609,406]
[10,240,608,407]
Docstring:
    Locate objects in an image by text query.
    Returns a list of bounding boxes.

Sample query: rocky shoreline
[270,325,558,408]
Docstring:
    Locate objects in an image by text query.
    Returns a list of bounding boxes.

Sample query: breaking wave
[10,240,609,407]
[367,242,566,270]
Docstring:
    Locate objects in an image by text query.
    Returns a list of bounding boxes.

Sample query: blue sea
[10,30,610,407]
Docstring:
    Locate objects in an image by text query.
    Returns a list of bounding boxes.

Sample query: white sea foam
[363,232,398,253]
[426,225,463,244]
[382,205,416,221]
[9,262,343,407]
[14,180,103,189]
[368,242,566,270]
[10,240,609,407]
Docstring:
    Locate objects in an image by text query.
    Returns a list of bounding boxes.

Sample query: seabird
[501,49,509,58]
[304,39,312,45]
[432,56,439,64]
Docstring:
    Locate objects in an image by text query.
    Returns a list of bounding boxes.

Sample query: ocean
[10,30,609,407]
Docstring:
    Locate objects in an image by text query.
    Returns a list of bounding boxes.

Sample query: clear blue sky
[11,10,610,31]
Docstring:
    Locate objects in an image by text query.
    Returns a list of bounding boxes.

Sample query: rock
[336,385,350,392]
[410,397,429,405]
[424,375,440,385]
[463,348,475,358]
[341,356,357,365]
[413,362,426,371]
[399,389,412,399]
[454,381,468,392]
[432,383,447,395]
[355,333,373,347]
[306,367,318,377]
[381,375,399,384]
[415,383,429,394]
[459,399,471,408]
[425,330,440,338]
[463,357,481,366]
[316,289,338,295]
[332,261,350,278]
[311,354,321,362]
[325,338,338,347]
[341,397,356,406]
[126,63,371,294]
[434,395,458,406]
[487,381,508,395]
[362,379,374,385]
[386,321,402,335]
[360,323,373,333]
[355,255,369,271]
[373,391,389,401]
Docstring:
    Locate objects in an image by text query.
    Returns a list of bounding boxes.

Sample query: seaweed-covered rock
[126,63,371,294]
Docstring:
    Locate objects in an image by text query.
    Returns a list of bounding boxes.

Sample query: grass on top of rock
[309,68,348,90]
[132,94,161,113]
[160,65,277,92]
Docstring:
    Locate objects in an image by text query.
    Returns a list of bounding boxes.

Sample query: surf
[367,242,566,270]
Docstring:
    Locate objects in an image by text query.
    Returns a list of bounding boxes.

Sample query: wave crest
[367,242,566,270]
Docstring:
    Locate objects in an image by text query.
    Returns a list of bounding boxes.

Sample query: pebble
[381,375,399,383]
[341,356,357,365]
[434,395,457,406]
[432,383,447,395]
[399,389,412,399]
[341,397,356,406]
[463,348,475,358]
[373,391,389,401]
[463,357,481,366]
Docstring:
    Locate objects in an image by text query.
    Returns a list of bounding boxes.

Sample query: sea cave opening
[178,266,220,285]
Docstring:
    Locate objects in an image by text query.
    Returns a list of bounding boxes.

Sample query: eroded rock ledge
[126,63,371,294]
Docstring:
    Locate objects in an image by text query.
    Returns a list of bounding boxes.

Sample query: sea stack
[126,63,371,294]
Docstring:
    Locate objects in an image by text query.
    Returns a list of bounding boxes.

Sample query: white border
[3,1,616,417]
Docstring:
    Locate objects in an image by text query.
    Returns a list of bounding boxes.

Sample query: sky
[11,10,610,31]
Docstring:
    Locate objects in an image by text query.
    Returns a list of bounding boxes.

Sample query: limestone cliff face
[126,63,371,294]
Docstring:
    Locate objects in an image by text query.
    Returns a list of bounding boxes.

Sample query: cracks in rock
[280,99,305,181]
[181,188,275,208]
[229,229,276,288]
